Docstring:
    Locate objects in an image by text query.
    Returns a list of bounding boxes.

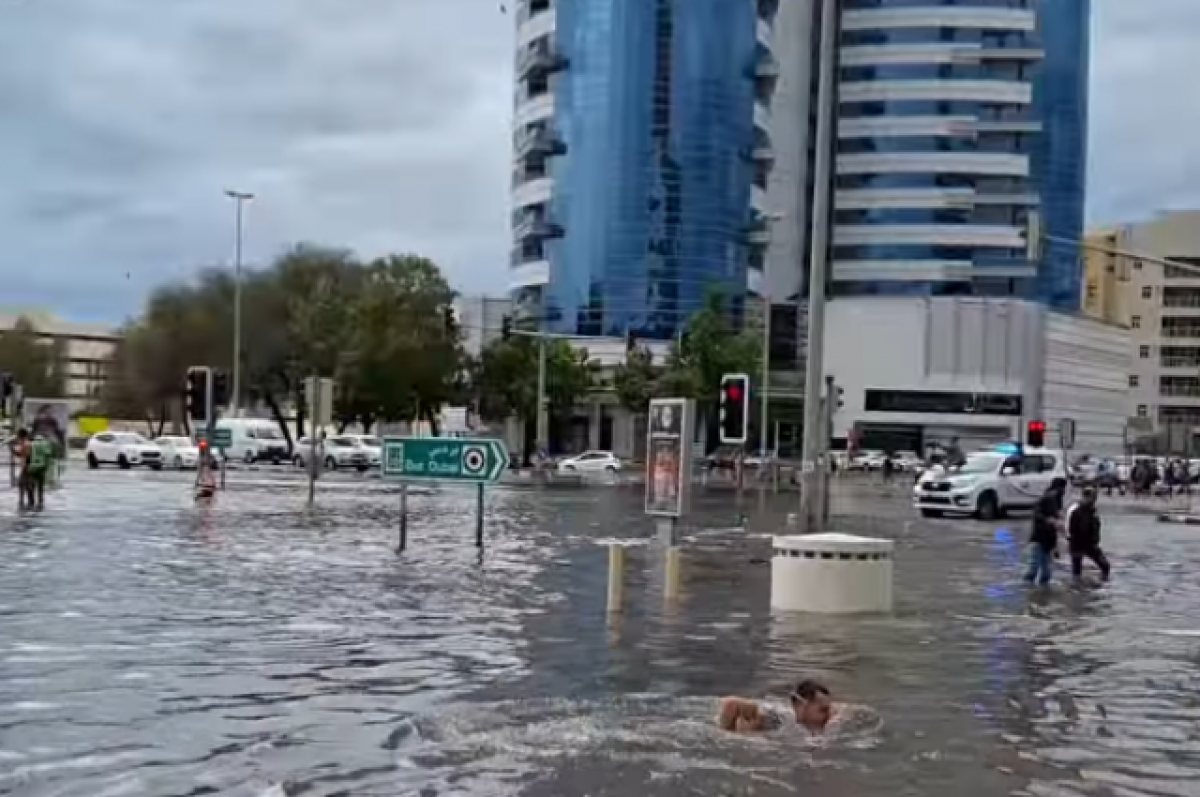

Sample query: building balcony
[514,216,564,242]
[744,217,772,247]
[517,45,568,82]
[515,127,567,161]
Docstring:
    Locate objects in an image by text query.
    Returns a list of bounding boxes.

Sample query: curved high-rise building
[509,0,778,339]
[829,0,1090,310]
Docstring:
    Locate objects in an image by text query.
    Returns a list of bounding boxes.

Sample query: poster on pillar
[645,398,694,518]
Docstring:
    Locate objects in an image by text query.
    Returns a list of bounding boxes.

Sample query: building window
[1142,286,1153,300]
[1131,315,1142,329]
[1137,405,1148,418]
[1129,375,1139,388]
[1141,345,1151,359]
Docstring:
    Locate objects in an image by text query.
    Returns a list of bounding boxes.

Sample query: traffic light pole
[797,0,839,535]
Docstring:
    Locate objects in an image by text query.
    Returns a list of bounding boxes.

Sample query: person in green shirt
[25,433,54,510]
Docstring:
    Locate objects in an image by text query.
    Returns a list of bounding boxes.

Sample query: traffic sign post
[381,436,509,551]
[195,428,232,449]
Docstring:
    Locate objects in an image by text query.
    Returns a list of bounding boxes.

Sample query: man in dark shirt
[1066,487,1111,581]
[1025,477,1068,586]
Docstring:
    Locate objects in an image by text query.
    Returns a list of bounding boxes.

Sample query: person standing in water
[1025,477,1068,586]
[716,680,835,734]
[194,443,217,500]
[1066,487,1111,582]
[24,432,54,510]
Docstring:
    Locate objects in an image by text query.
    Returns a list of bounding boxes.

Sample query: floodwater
[1,470,1199,796]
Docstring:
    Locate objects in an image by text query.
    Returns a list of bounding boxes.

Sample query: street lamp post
[224,190,254,416]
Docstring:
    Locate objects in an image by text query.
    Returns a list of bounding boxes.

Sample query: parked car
[341,433,382,468]
[293,435,370,471]
[893,451,925,472]
[557,450,622,473]
[154,435,200,469]
[86,432,163,470]
[849,450,886,471]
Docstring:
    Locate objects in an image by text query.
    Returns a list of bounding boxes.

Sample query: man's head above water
[789,679,833,732]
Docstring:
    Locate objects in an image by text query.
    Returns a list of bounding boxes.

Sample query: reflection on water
[0,472,1198,795]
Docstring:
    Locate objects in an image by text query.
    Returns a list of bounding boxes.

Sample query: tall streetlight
[225,189,254,416]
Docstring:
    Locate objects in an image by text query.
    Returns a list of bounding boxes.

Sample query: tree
[0,317,67,399]
[660,292,760,450]
[613,344,659,416]
[474,335,596,456]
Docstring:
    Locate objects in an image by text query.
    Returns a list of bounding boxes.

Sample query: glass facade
[510,0,762,339]
[830,0,1090,310]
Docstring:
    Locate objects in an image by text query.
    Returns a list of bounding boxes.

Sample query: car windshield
[951,453,1003,475]
[360,437,380,447]
[115,433,147,444]
[255,426,283,440]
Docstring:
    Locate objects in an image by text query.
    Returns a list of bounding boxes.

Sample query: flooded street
[2,470,1199,796]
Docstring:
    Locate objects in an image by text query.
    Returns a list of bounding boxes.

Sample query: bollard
[397,483,408,552]
[663,546,681,603]
[606,544,626,614]
[771,533,894,614]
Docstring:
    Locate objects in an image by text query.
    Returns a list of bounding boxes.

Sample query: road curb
[1157,513,1200,525]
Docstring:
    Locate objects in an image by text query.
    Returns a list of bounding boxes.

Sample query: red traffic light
[1027,421,1045,433]
[726,384,742,402]
[198,439,209,450]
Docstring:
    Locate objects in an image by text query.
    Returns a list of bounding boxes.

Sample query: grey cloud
[0,0,1196,322]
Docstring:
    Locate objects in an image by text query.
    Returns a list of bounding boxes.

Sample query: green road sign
[382,437,507,483]
[196,428,233,449]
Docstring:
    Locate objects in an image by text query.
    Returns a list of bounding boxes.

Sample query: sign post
[645,398,695,546]
[381,436,508,551]
[304,376,336,506]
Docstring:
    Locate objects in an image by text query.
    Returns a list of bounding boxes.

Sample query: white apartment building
[1110,212,1200,434]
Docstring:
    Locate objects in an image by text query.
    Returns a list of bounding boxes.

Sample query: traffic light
[185,367,210,421]
[212,370,229,409]
[501,314,512,341]
[1026,419,1046,448]
[834,384,844,409]
[719,373,750,444]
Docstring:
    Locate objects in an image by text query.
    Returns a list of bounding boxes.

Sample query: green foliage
[613,345,659,415]
[0,317,67,399]
[101,245,466,444]
[474,336,595,422]
[661,291,761,400]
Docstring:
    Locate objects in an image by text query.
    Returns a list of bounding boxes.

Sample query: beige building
[1092,212,1200,432]
[0,310,120,413]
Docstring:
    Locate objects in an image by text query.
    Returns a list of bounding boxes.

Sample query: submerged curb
[1157,513,1200,525]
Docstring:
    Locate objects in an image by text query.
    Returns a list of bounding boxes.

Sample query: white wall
[823,297,1038,438]
[1041,313,1131,456]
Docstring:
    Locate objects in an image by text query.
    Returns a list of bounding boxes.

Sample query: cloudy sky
[0,0,1195,322]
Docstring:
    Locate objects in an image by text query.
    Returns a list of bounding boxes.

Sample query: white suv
[913,447,1067,520]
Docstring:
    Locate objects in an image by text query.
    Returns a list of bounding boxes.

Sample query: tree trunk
[337,418,350,433]
[155,409,167,438]
[362,414,376,434]
[421,405,441,437]
[295,390,306,441]
[265,393,294,453]
[142,411,156,437]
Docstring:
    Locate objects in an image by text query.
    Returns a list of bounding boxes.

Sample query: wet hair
[1082,487,1097,500]
[790,679,830,705]
[1050,477,1068,491]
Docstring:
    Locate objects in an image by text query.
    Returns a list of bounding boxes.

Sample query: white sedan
[557,451,622,473]
[293,435,370,471]
[342,434,382,467]
[155,436,201,469]
[86,432,164,470]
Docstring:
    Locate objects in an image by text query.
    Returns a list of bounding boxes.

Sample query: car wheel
[324,456,338,470]
[173,456,183,469]
[920,509,944,519]
[117,454,131,470]
[87,452,100,470]
[975,491,999,521]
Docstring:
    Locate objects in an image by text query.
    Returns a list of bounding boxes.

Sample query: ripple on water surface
[1,473,1200,795]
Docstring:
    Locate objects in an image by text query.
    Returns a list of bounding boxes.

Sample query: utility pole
[797,0,839,534]
[225,189,254,417]
[535,335,548,459]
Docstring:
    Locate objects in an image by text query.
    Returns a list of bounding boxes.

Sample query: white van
[215,418,290,464]
[913,446,1067,520]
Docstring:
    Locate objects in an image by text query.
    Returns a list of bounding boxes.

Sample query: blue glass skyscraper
[509,0,776,339]
[828,0,1090,310]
